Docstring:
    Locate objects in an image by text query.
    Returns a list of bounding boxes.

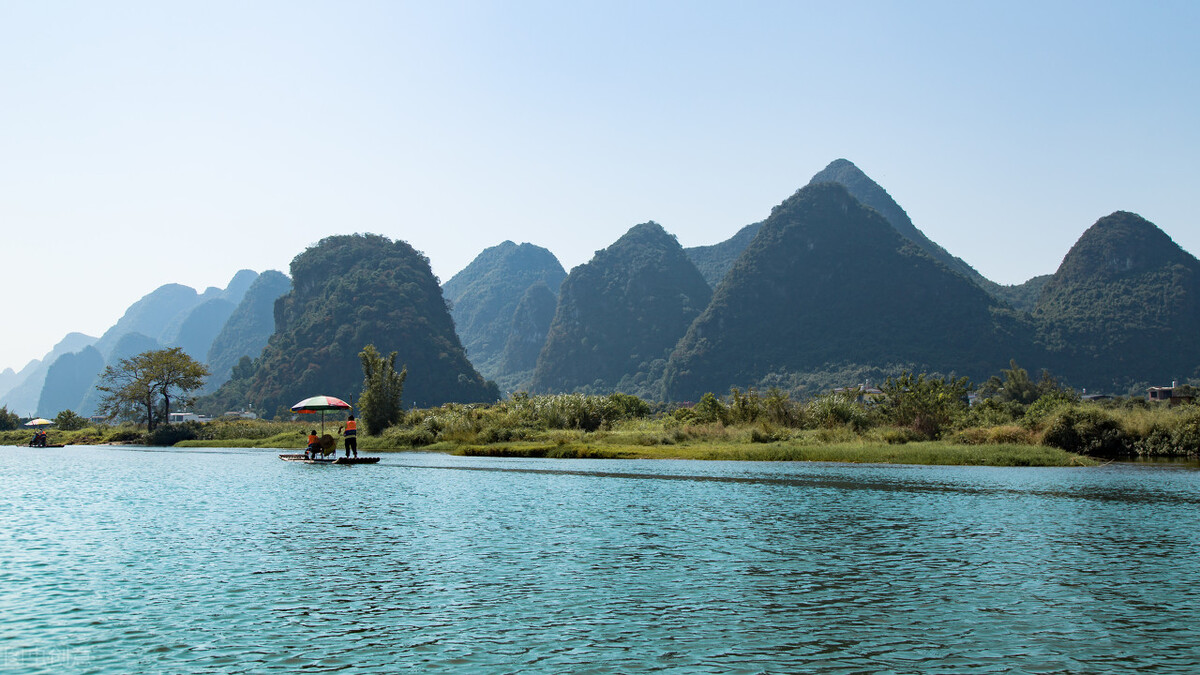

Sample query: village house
[1146,382,1196,406]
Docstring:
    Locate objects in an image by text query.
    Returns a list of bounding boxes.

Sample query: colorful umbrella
[24,418,53,427]
[290,395,351,434]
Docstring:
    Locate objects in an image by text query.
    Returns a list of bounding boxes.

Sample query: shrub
[880,372,970,440]
[1023,392,1078,428]
[749,423,789,443]
[1042,407,1131,457]
[53,409,89,431]
[882,428,926,445]
[693,393,730,425]
[108,428,145,443]
[988,425,1035,445]
[961,399,1024,428]
[806,392,871,432]
[607,392,651,419]
[1136,409,1200,457]
[951,428,991,445]
[146,422,202,446]
[385,427,436,447]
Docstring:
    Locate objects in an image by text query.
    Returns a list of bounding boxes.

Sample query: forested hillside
[497,281,558,391]
[663,183,1037,401]
[532,222,712,397]
[207,234,498,416]
[1035,211,1200,391]
[684,221,763,288]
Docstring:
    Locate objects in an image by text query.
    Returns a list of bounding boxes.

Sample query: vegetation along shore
[7,361,1200,467]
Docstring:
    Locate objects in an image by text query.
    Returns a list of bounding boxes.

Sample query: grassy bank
[1,423,1092,466]
[453,440,1094,466]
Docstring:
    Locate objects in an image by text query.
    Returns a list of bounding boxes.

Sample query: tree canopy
[96,348,209,430]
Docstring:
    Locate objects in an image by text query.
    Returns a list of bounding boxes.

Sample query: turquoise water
[1,447,1198,674]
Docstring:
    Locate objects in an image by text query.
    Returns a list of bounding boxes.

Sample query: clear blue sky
[2,0,1198,373]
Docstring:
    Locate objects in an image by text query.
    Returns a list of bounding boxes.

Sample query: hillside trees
[532,222,711,396]
[207,234,497,415]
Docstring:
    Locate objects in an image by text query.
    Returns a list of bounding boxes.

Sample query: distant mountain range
[7,158,1197,417]
[442,241,565,387]
[2,270,288,417]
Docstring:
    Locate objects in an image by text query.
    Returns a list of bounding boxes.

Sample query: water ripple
[0,447,1197,673]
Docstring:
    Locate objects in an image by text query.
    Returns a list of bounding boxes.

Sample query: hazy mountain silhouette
[0,333,96,417]
[75,332,163,417]
[203,270,291,394]
[170,299,237,363]
[442,241,566,380]
[36,346,104,418]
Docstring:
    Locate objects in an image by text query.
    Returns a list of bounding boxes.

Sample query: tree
[981,360,1039,404]
[54,409,88,431]
[96,348,209,430]
[0,405,19,431]
[358,344,407,435]
[980,360,1071,405]
[881,372,971,439]
[154,347,209,425]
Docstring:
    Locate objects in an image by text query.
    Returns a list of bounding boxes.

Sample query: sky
[2,0,1198,373]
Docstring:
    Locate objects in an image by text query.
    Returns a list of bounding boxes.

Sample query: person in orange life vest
[339,415,358,458]
[305,430,320,459]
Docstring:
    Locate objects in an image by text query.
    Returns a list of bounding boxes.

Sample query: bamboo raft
[279,453,380,465]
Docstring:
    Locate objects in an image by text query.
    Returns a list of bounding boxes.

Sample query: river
[1,446,1198,673]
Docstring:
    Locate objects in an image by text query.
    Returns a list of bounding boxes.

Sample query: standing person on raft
[339,415,358,458]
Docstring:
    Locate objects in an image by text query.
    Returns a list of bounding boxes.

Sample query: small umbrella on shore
[290,395,351,435]
[24,418,53,427]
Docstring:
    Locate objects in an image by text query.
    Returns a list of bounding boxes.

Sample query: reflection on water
[1,447,1198,673]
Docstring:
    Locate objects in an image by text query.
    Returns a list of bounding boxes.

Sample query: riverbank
[447,440,1095,466]
[29,433,1091,466]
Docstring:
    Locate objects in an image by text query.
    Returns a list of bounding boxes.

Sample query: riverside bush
[1134,408,1200,456]
[806,392,872,431]
[383,427,436,447]
[1042,407,1130,457]
[952,425,1036,446]
[882,427,926,445]
[147,421,203,446]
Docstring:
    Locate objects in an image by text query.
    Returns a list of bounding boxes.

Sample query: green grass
[452,440,1095,466]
